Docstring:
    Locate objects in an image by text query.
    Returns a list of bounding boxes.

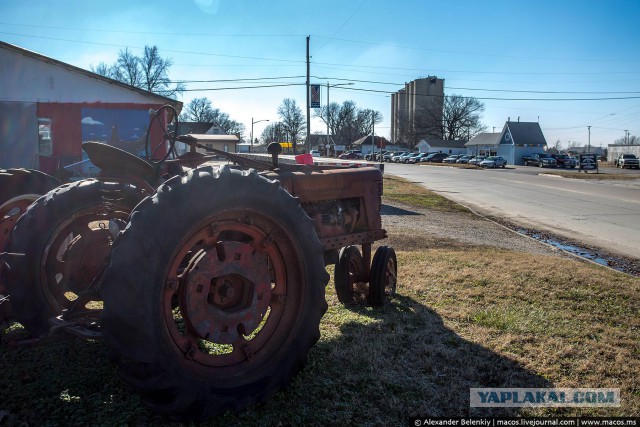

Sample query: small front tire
[369,246,397,307]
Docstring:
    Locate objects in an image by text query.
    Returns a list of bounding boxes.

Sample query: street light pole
[587,125,591,154]
[251,118,269,152]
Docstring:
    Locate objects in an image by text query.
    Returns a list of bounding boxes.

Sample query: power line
[0,32,306,64]
[169,76,305,84]
[0,22,303,38]
[310,60,640,75]
[312,76,640,94]
[4,30,640,77]
[337,86,640,101]
[3,21,637,64]
[182,83,305,92]
[311,35,640,63]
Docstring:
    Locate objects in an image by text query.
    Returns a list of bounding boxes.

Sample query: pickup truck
[522,153,557,167]
[552,154,577,168]
[614,154,640,169]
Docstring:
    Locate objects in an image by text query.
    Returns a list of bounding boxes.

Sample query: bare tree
[139,46,185,97]
[314,100,382,149]
[179,97,245,137]
[91,45,184,98]
[441,95,486,140]
[180,98,213,123]
[278,98,306,153]
[407,94,486,144]
[261,122,288,144]
[614,134,638,145]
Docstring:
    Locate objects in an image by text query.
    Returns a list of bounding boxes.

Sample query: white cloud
[82,117,104,125]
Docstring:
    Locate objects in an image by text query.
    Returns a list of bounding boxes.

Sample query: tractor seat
[82,142,157,182]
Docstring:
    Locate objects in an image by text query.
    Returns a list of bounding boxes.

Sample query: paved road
[384,163,640,259]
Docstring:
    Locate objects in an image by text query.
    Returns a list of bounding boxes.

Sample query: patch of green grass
[383,175,470,212]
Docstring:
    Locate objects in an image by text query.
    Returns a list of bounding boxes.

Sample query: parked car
[392,152,408,163]
[421,152,449,163]
[374,151,388,162]
[468,156,486,166]
[399,152,417,163]
[382,152,396,162]
[443,154,462,164]
[456,155,475,164]
[339,151,362,160]
[522,153,556,167]
[614,154,640,169]
[479,156,507,168]
[552,154,577,168]
[407,153,430,164]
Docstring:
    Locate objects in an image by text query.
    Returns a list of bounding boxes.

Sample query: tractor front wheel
[369,246,398,307]
[334,245,368,304]
[100,165,329,420]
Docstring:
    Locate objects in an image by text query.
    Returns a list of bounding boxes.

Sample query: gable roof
[418,139,467,149]
[1,41,182,110]
[178,122,215,135]
[504,121,546,145]
[466,132,501,146]
[353,135,389,147]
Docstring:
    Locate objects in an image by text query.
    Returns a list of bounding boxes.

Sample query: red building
[0,41,182,175]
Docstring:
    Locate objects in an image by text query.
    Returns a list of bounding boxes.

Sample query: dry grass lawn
[1,175,638,425]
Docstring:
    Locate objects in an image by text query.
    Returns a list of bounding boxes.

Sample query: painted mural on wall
[81,108,149,156]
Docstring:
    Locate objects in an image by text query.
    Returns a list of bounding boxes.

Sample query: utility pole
[305,35,310,154]
[625,130,629,144]
[327,82,330,152]
[587,126,591,154]
[371,115,375,158]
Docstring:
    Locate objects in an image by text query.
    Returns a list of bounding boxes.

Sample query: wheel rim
[163,214,298,369]
[0,194,40,252]
[41,206,129,313]
[1,194,41,307]
[344,249,367,301]
[383,255,398,296]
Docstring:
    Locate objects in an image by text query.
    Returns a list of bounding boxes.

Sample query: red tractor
[1,106,396,420]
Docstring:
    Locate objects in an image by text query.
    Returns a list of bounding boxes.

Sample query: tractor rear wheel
[100,165,329,420]
[4,179,143,335]
[0,169,60,322]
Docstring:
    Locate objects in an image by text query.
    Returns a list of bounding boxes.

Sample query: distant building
[496,121,548,165]
[175,122,230,155]
[416,139,466,155]
[465,133,501,156]
[606,144,640,162]
[0,41,181,174]
[391,76,444,143]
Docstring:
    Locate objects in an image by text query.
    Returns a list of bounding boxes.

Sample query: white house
[416,139,466,155]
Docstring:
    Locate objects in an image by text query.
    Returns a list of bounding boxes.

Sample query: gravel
[380,201,640,276]
[380,202,562,255]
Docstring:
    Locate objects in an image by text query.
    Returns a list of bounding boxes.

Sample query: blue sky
[2,0,639,147]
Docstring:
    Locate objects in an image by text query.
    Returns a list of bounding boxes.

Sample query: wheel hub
[182,241,271,344]
[61,227,113,294]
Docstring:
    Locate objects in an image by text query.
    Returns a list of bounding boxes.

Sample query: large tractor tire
[100,165,329,420]
[4,179,144,335]
[0,168,60,322]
